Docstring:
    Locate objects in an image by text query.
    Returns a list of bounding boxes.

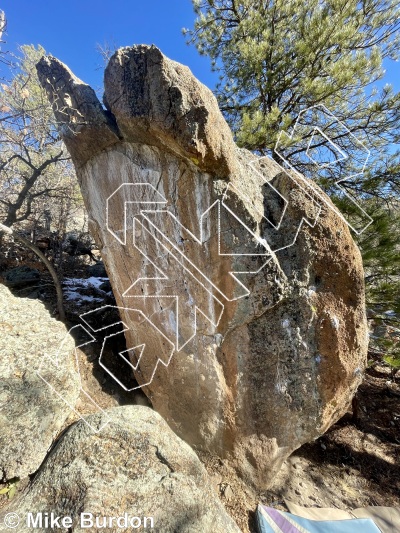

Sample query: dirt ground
[69,327,400,533]
[1,249,399,532]
[200,362,400,532]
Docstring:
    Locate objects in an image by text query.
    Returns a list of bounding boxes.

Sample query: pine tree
[185,0,400,153]
[186,0,400,370]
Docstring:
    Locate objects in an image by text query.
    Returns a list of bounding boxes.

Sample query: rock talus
[1,406,241,533]
[36,45,368,487]
[0,284,80,481]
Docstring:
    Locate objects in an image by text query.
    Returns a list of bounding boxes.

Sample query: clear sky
[0,1,398,96]
[0,0,219,92]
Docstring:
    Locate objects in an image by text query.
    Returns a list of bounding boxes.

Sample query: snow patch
[63,276,110,305]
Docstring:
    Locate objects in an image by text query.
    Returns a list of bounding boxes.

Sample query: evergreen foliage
[186,0,400,369]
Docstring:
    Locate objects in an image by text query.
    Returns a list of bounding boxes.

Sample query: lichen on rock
[4,406,241,533]
[0,284,80,481]
[36,45,368,488]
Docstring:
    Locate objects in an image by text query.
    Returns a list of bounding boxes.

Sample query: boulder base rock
[86,260,107,277]
[37,45,368,487]
[0,284,80,480]
[2,406,240,533]
[4,265,40,288]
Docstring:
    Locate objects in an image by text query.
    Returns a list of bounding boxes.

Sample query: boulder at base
[0,284,80,480]
[37,45,368,487]
[4,265,40,288]
[2,406,241,533]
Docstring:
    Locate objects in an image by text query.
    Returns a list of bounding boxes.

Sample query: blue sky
[0,0,219,91]
[1,1,398,96]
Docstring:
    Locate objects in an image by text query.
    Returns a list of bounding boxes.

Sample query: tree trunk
[0,222,65,321]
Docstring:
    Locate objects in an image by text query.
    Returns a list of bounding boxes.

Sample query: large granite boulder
[0,284,80,480]
[1,406,241,533]
[36,45,368,487]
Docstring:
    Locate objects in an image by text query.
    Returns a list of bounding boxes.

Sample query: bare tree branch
[0,222,66,321]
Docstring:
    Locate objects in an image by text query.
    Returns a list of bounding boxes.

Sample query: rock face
[0,284,80,480]
[3,406,241,533]
[36,45,368,487]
